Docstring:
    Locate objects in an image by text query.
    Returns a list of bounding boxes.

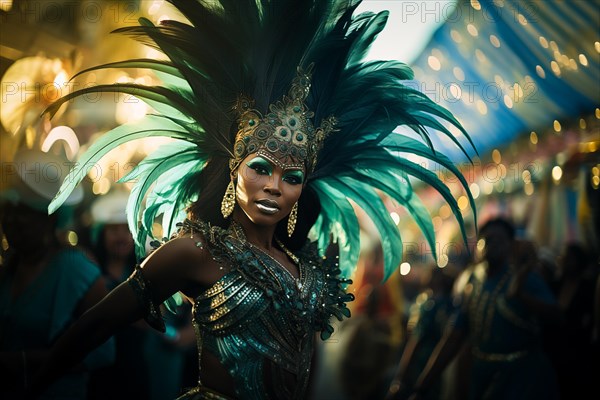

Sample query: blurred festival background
[1,1,599,398]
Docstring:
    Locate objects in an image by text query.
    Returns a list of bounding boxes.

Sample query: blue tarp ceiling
[407,0,599,161]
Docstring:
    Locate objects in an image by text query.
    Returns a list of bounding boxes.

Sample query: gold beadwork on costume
[179,217,353,399]
[231,220,301,289]
[287,201,298,237]
[230,65,336,174]
[221,181,236,218]
[275,237,300,265]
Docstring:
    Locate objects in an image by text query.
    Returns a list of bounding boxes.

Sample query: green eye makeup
[283,170,304,184]
[246,156,304,183]
[246,157,273,175]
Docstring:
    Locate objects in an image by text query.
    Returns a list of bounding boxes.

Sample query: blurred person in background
[87,189,195,400]
[89,190,138,290]
[0,147,115,399]
[397,218,560,400]
[536,247,558,287]
[386,265,457,400]
[544,242,598,400]
[86,189,152,400]
[340,243,404,400]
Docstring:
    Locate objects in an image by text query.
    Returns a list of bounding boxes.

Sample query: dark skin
[28,153,306,398]
[234,154,304,277]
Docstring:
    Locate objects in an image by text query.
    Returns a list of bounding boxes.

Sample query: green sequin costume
[45,1,476,397]
[128,219,353,400]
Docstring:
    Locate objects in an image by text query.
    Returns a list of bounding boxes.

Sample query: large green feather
[351,168,437,262]
[351,154,470,249]
[327,177,402,281]
[120,141,200,249]
[68,59,185,82]
[44,83,197,121]
[311,180,360,278]
[48,115,189,214]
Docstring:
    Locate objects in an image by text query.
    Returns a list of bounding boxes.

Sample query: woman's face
[235,153,304,227]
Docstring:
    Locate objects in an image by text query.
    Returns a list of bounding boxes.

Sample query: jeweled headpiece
[230,65,336,174]
[46,0,477,281]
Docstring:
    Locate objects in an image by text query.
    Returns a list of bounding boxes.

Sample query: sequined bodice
[184,219,353,400]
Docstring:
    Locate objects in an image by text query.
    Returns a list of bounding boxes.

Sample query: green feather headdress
[47,0,477,281]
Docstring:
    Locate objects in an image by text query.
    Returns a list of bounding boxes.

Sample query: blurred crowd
[0,148,197,400]
[1,147,598,400]
[320,218,599,400]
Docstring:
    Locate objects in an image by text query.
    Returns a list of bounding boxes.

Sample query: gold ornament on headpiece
[230,64,336,174]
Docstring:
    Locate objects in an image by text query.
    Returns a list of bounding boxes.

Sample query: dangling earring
[287,202,298,237]
[221,181,236,218]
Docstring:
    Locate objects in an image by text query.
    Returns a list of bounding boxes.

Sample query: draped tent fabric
[379,0,599,260]
[409,0,599,161]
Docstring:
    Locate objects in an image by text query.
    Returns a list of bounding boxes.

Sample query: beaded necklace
[230,221,304,293]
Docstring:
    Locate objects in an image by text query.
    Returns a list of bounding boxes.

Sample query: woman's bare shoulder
[139,234,225,298]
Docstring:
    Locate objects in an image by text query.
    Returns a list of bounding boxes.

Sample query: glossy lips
[255,199,280,215]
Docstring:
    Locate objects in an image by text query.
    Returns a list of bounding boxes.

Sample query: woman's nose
[264,175,281,195]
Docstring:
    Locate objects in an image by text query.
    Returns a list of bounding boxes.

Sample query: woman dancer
[31,1,475,398]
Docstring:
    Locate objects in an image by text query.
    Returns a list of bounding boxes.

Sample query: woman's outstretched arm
[28,279,144,397]
[27,236,210,398]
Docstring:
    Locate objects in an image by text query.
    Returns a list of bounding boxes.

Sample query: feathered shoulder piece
[47,0,476,279]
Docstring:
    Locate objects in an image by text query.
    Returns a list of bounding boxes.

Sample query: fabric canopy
[408,0,599,160]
